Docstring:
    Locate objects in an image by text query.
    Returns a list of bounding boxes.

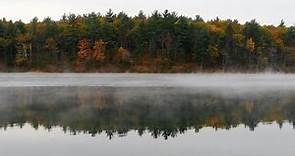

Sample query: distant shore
[0,63,292,73]
[1,11,295,75]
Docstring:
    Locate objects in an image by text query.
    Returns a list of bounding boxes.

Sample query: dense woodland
[1,10,295,72]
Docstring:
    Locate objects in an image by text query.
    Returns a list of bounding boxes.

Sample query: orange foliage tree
[92,40,106,64]
[76,39,92,71]
[77,39,91,61]
[115,47,131,64]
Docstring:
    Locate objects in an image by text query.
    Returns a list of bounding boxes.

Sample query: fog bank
[0,73,295,89]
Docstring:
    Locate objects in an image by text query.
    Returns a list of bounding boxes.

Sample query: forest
[1,10,295,72]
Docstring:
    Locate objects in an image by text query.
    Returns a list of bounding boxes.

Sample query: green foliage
[0,11,294,72]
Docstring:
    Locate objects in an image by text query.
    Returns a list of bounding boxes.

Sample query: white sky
[0,0,294,25]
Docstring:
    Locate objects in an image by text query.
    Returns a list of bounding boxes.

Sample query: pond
[0,74,294,156]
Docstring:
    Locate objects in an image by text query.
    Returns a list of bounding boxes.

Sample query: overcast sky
[0,0,294,25]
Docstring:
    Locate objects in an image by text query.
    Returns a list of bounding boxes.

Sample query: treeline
[1,10,295,72]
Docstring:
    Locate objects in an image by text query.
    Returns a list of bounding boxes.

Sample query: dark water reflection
[0,87,295,140]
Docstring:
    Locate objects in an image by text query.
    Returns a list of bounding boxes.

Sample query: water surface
[0,74,294,156]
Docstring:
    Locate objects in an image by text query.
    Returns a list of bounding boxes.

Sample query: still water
[0,74,295,156]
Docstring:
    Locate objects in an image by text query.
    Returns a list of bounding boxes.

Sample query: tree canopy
[0,10,295,72]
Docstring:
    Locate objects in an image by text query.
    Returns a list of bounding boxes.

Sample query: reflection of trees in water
[0,87,295,139]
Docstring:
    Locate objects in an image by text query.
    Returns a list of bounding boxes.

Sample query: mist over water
[0,73,295,156]
[0,86,294,134]
[1,73,295,90]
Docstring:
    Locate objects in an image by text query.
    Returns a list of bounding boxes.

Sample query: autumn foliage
[93,40,106,63]
[1,10,295,72]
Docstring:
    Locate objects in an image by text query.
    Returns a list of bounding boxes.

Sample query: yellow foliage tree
[15,34,32,66]
[208,24,223,34]
[246,38,255,52]
[267,26,286,49]
[207,44,219,64]
[15,52,28,66]
[233,34,245,47]
[44,38,58,52]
